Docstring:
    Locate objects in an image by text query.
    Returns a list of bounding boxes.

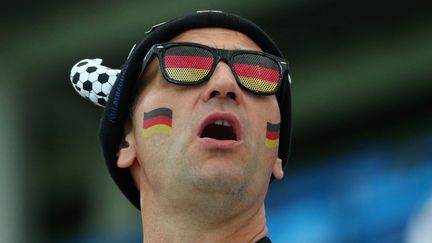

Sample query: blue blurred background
[1,0,431,242]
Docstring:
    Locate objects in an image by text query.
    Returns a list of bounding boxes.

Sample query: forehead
[170,27,262,51]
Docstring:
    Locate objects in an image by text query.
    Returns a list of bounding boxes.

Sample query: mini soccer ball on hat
[70,58,120,107]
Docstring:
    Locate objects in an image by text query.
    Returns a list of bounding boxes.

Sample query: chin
[190,158,248,195]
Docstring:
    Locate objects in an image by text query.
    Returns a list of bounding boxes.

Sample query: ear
[117,123,143,190]
[272,158,284,180]
[117,123,137,169]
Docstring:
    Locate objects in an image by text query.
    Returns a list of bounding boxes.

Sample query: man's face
[120,28,282,208]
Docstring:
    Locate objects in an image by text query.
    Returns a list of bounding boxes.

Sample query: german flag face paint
[265,122,280,149]
[142,108,173,138]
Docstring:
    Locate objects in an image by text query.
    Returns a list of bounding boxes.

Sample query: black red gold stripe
[265,122,280,148]
[142,108,173,138]
[164,55,213,81]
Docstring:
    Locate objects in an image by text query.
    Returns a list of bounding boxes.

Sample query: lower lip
[197,137,243,149]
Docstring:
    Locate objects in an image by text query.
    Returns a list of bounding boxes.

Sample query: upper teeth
[214,120,231,127]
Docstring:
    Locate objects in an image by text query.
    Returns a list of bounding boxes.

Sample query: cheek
[247,96,280,149]
[133,107,176,184]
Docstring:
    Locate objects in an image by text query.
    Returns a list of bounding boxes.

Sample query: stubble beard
[162,138,256,220]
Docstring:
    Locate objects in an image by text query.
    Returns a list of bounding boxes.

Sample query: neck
[139,192,268,243]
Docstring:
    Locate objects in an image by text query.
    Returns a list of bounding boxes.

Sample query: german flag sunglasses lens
[164,46,214,83]
[232,53,280,93]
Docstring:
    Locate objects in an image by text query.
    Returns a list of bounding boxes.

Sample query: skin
[117,28,284,243]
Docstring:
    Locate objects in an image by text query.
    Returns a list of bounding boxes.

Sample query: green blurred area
[1,0,431,242]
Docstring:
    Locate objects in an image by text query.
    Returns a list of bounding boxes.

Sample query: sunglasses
[139,42,289,95]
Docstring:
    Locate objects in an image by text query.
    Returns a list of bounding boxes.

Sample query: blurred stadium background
[1,0,431,242]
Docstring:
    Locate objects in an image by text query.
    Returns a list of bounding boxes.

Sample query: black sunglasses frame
[139,42,289,96]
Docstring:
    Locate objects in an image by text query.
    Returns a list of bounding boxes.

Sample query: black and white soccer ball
[70,58,120,107]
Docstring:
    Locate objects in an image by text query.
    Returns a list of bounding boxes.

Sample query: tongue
[201,124,237,140]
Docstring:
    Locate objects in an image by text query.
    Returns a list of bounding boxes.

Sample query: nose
[201,62,243,105]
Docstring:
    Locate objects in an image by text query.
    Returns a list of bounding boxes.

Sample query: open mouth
[200,120,237,141]
[197,112,242,146]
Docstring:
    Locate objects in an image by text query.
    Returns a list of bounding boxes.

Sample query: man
[70,10,292,242]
